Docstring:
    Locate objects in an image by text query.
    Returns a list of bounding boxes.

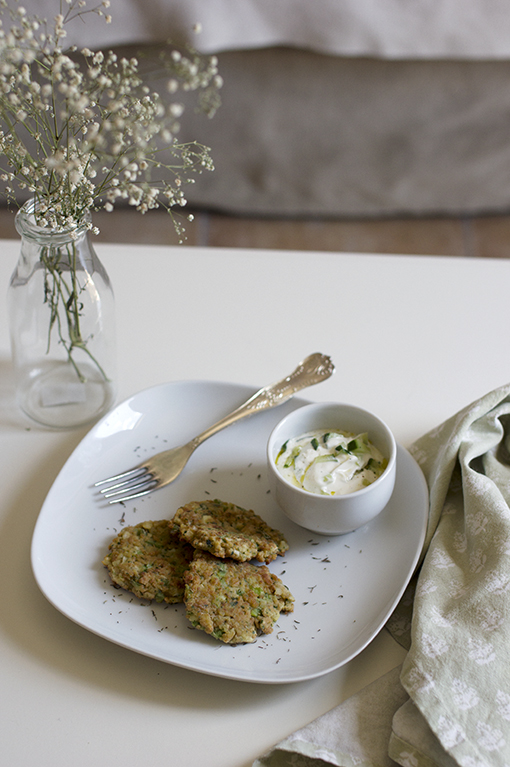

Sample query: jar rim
[15,198,92,244]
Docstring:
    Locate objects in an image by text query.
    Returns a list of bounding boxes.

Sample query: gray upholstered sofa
[11,0,510,218]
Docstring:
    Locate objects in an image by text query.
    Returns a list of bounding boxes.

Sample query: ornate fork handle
[190,353,334,448]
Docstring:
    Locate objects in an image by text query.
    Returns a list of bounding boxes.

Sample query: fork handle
[190,352,334,448]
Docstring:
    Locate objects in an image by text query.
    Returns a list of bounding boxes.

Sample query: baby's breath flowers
[0,0,221,236]
[3,0,221,404]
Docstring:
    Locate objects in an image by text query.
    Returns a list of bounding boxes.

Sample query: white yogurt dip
[275,429,387,496]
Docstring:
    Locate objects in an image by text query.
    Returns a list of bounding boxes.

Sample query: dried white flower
[0,0,221,233]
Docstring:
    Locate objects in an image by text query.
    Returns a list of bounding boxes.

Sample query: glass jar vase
[8,199,116,429]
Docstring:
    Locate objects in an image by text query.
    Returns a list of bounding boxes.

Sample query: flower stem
[40,240,109,383]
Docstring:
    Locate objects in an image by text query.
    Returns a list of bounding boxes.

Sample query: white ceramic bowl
[267,402,397,535]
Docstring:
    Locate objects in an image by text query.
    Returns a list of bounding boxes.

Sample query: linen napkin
[254,382,510,767]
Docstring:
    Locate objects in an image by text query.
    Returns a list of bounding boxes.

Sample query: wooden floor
[1,205,510,257]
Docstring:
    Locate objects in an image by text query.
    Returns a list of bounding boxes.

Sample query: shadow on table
[0,356,27,430]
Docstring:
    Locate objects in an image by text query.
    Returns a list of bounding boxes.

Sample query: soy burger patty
[171,498,289,563]
[184,550,294,644]
[103,519,194,603]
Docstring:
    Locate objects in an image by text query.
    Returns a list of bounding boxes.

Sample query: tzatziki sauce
[275,429,387,496]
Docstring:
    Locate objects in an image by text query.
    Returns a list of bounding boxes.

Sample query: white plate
[31,381,428,684]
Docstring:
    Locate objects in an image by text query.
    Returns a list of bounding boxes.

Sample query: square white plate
[31,380,428,683]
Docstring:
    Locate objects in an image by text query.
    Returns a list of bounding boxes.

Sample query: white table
[1,242,509,767]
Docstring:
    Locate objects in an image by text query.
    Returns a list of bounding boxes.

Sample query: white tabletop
[1,241,509,767]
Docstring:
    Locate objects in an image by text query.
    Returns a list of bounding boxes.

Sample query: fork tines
[94,467,158,503]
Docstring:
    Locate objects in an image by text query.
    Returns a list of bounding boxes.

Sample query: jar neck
[15,198,92,247]
[14,199,97,276]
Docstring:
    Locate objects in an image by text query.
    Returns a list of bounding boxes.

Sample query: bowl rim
[266,401,397,501]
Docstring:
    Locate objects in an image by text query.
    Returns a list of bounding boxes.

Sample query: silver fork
[94,352,334,503]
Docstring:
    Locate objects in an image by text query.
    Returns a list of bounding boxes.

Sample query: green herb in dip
[275,430,387,496]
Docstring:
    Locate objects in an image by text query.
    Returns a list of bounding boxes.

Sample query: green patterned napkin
[254,383,510,767]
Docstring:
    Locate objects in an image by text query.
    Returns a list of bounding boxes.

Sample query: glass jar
[8,199,116,429]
